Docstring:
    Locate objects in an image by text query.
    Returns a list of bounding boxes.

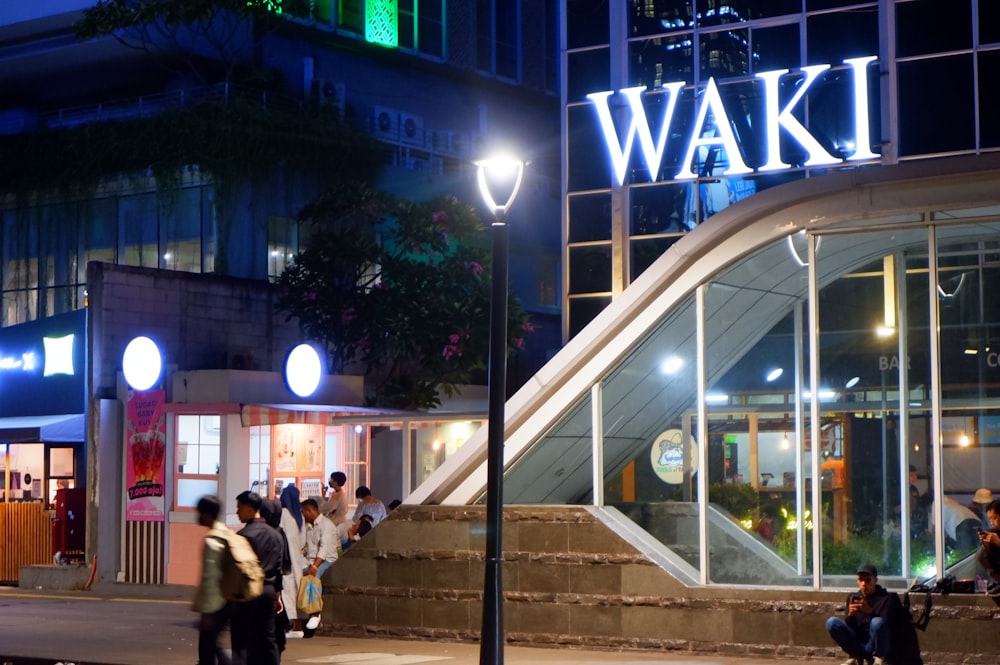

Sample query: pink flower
[468,261,483,277]
[432,209,449,224]
[448,333,461,344]
[513,337,524,349]
[520,321,535,333]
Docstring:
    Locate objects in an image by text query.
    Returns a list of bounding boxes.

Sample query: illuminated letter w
[587,83,685,186]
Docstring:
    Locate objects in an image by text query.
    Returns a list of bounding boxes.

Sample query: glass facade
[564,0,1000,339]
[502,189,1000,586]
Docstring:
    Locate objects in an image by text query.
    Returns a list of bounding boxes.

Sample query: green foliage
[0,98,381,203]
[276,183,534,410]
[75,0,312,84]
[708,482,759,521]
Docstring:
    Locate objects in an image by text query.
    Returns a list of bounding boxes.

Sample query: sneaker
[840,658,860,665]
[305,615,321,630]
[987,581,1000,596]
[285,630,304,639]
[873,657,887,665]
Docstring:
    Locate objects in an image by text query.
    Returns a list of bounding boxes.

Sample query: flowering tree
[276,183,533,410]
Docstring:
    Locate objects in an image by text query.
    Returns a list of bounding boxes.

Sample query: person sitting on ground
[825,563,923,665]
[976,498,1000,596]
[351,485,387,527]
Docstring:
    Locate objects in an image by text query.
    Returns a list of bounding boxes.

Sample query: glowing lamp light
[876,325,895,338]
[765,367,783,382]
[122,336,163,391]
[845,376,861,389]
[284,343,322,398]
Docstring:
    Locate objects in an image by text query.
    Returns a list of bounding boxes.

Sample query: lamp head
[475,155,525,221]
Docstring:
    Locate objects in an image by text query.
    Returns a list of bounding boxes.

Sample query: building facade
[410,0,1000,594]
[0,1,561,582]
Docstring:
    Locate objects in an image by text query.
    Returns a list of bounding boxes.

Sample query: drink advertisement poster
[126,389,166,521]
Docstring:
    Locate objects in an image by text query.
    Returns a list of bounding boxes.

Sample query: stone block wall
[321,505,1000,665]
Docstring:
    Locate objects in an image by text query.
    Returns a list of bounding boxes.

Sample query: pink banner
[126,390,166,521]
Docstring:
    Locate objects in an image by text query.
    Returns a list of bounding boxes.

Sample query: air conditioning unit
[312,79,345,110]
[372,106,399,139]
[398,112,424,145]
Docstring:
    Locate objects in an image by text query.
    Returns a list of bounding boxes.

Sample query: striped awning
[240,404,407,427]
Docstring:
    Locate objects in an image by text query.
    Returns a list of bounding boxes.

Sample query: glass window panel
[177,478,219,508]
[806,10,878,67]
[807,0,874,9]
[978,51,1000,149]
[708,0,801,20]
[567,104,612,191]
[568,192,612,243]
[897,0,972,57]
[568,48,611,103]
[630,0,693,37]
[897,55,974,156]
[493,0,516,77]
[568,295,612,339]
[813,228,931,580]
[83,198,117,275]
[502,394,594,504]
[602,298,701,573]
[163,187,202,273]
[418,0,444,59]
[629,35,694,89]
[631,183,697,235]
[753,23,800,73]
[567,0,609,49]
[568,244,613,295]
[705,238,816,585]
[699,28,750,79]
[980,0,1000,45]
[631,236,683,281]
[121,193,159,268]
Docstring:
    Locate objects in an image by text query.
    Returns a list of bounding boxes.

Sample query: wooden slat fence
[0,502,53,584]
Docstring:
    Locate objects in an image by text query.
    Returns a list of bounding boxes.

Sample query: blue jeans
[826,616,890,661]
[304,560,332,580]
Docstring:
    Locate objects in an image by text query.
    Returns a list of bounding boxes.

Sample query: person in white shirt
[279,485,307,638]
[300,498,338,630]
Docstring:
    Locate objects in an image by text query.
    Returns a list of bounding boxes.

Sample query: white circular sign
[122,336,162,391]
[285,343,322,397]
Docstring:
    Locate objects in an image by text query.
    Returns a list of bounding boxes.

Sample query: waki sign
[587,56,878,185]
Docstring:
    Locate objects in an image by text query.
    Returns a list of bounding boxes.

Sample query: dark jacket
[844,585,923,665]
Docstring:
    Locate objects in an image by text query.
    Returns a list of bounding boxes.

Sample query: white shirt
[303,513,338,564]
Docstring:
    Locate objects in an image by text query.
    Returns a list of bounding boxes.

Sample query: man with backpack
[193,495,234,665]
[232,491,284,665]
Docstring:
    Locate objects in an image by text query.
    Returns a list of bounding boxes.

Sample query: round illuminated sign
[122,336,162,391]
[285,343,322,398]
[650,429,698,485]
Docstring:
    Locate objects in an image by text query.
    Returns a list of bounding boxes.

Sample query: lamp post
[475,155,525,665]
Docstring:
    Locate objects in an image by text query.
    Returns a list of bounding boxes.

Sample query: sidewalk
[0,584,785,665]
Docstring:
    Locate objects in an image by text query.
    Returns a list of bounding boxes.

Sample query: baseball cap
[856,563,878,577]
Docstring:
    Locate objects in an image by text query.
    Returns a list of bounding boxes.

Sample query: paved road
[0,584,784,665]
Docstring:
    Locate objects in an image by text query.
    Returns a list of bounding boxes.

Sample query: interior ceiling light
[765,367,783,382]
[845,376,860,388]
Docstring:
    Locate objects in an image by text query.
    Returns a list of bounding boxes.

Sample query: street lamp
[475,154,525,665]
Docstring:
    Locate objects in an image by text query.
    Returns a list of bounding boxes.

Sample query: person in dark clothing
[258,499,292,655]
[825,563,923,665]
[976,498,1000,595]
[232,491,284,665]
